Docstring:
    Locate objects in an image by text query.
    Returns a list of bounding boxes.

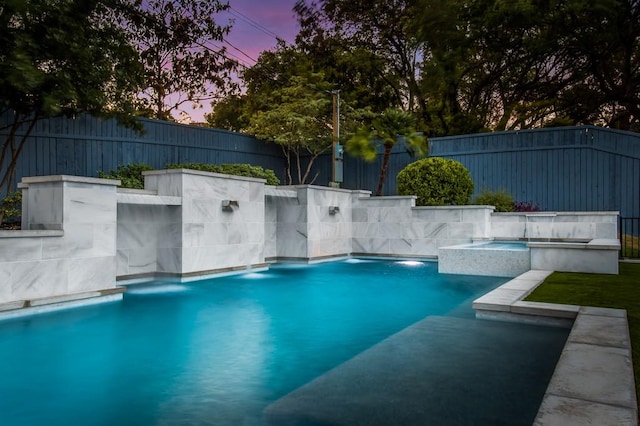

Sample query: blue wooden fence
[1,114,286,188]
[428,126,640,217]
[3,114,640,218]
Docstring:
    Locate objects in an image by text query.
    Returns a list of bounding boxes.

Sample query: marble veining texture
[117,172,268,275]
[116,203,178,276]
[2,177,120,305]
[350,199,490,257]
[531,247,619,274]
[301,187,352,258]
[490,212,618,241]
[26,185,63,229]
[178,173,266,274]
[2,173,623,308]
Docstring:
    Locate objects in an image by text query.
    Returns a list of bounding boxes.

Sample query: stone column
[1,175,119,304]
[143,169,267,276]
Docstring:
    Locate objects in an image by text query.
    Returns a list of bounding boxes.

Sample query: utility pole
[331,90,343,187]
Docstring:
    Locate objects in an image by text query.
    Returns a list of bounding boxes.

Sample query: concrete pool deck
[473,271,638,426]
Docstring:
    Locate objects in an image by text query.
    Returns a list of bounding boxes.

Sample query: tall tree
[414,0,640,132]
[114,0,238,121]
[553,0,640,130]
[0,0,143,195]
[294,0,424,116]
[347,108,427,196]
[245,75,334,185]
[205,95,249,131]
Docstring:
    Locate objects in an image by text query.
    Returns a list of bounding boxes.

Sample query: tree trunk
[280,145,292,185]
[295,149,302,184]
[375,143,393,196]
[0,112,38,195]
[300,152,318,185]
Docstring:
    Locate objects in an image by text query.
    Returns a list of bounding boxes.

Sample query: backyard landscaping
[526,262,640,408]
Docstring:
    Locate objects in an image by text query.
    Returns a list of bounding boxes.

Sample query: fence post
[619,216,623,259]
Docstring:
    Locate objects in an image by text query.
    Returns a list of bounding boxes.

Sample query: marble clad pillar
[143,169,267,275]
[271,185,352,260]
[1,175,119,304]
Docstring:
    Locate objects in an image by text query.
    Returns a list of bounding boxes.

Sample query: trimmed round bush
[397,157,474,206]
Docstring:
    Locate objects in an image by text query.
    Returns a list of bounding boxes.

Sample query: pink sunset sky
[181,0,300,123]
[223,0,299,67]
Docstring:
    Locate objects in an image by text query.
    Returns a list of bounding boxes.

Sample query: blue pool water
[0,260,568,425]
[466,241,529,250]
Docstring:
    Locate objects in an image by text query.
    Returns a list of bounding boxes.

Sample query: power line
[160,5,259,69]
[198,40,253,71]
[228,6,285,43]
[222,39,258,65]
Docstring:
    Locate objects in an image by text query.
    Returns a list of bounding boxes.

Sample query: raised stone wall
[116,190,181,279]
[267,186,352,260]
[352,193,493,257]
[142,169,267,275]
[1,176,120,308]
[491,212,618,241]
[0,172,623,312]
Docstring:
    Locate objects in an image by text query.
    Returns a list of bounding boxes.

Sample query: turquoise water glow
[466,241,529,250]
[0,260,566,425]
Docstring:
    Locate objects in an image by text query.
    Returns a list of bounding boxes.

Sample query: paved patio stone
[545,342,636,408]
[568,313,630,348]
[534,395,637,426]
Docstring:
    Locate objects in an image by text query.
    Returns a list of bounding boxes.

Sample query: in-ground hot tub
[438,241,530,277]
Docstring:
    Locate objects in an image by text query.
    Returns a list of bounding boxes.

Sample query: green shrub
[0,191,22,224]
[99,162,281,189]
[397,157,474,206]
[166,163,280,186]
[98,163,154,189]
[473,190,515,212]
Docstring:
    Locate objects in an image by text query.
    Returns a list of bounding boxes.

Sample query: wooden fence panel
[427,126,640,217]
[2,114,640,218]
[1,114,286,189]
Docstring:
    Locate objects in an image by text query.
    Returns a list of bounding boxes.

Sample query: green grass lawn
[621,234,640,258]
[526,262,640,408]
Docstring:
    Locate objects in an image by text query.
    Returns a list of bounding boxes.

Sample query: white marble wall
[2,172,624,310]
[491,212,618,241]
[143,169,266,274]
[268,186,352,260]
[116,192,181,278]
[530,240,620,274]
[305,186,352,258]
[1,176,119,305]
[352,193,494,257]
[271,189,307,259]
[264,188,280,260]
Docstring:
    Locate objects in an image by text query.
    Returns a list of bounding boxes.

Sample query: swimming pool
[465,241,529,250]
[0,259,568,425]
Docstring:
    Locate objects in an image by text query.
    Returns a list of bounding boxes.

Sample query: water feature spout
[222,200,239,212]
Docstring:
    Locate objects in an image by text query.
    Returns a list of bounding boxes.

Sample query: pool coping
[0,287,125,321]
[473,271,638,426]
